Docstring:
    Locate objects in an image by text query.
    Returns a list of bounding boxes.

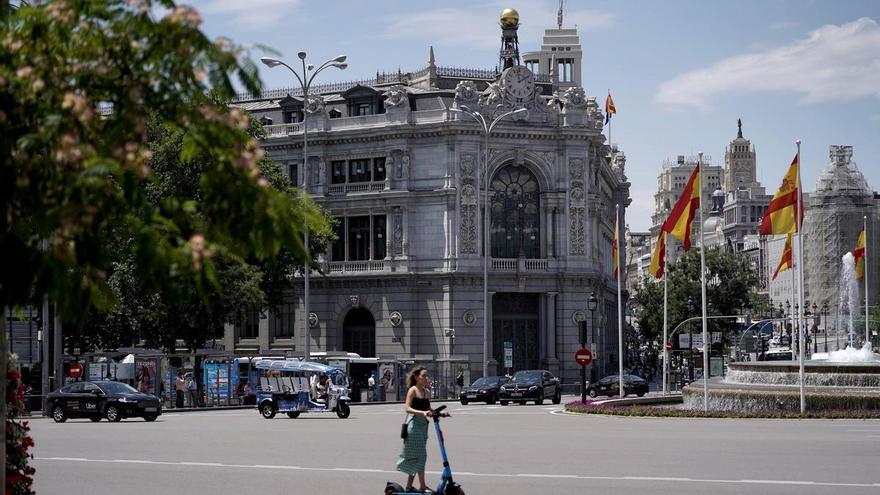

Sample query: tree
[1,0,328,483]
[635,247,759,348]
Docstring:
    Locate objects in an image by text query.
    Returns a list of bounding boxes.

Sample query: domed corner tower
[498,8,521,71]
[803,145,879,313]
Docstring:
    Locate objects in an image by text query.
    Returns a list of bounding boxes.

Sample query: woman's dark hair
[406,367,427,388]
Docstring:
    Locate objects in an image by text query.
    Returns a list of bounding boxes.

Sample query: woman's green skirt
[396,414,429,475]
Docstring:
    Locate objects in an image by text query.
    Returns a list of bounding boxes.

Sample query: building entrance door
[343,307,375,358]
[493,293,539,373]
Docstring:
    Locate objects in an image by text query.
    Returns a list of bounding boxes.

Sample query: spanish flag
[605,91,616,125]
[612,212,620,280]
[772,233,794,281]
[663,164,701,251]
[648,230,666,279]
[760,154,803,235]
[854,227,866,281]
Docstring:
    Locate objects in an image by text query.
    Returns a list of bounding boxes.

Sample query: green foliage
[635,247,759,345]
[0,1,328,331]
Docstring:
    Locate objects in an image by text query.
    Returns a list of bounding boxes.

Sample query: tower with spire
[723,118,758,192]
[498,8,521,71]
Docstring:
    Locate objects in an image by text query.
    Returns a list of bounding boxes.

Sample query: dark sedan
[498,370,561,405]
[587,375,649,398]
[459,376,509,405]
[47,381,162,423]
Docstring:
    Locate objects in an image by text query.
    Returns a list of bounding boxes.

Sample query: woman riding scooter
[396,367,434,492]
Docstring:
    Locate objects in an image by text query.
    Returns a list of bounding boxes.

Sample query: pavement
[29,395,880,495]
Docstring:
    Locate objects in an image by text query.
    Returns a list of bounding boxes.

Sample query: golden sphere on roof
[500,8,519,27]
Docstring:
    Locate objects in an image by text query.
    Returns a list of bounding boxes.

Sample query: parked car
[46,381,162,423]
[586,374,648,398]
[459,376,509,405]
[498,370,561,405]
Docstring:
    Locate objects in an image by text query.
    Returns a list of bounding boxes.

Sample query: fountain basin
[683,361,880,411]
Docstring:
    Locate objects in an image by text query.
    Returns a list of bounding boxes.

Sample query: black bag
[400,420,409,440]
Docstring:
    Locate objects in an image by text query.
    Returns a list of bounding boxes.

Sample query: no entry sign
[68,362,83,379]
[575,348,593,367]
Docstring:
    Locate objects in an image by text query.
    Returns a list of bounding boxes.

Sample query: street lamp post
[812,302,819,354]
[260,53,347,361]
[822,302,829,353]
[687,296,695,382]
[583,292,598,403]
[451,105,527,377]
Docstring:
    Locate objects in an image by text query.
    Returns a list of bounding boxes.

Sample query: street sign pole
[579,321,587,403]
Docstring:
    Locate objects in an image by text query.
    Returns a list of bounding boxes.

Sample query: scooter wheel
[336,402,351,419]
[260,402,276,419]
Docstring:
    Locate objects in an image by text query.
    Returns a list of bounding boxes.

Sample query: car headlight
[500,386,507,392]
[529,385,538,391]
[118,397,136,403]
[479,390,487,394]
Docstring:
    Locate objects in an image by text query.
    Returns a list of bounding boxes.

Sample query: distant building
[721,120,770,252]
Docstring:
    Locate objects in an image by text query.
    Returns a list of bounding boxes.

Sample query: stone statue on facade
[383,85,409,109]
[303,95,326,115]
[453,80,480,108]
[480,81,503,108]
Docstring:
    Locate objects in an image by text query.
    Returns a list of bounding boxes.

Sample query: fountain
[683,252,880,411]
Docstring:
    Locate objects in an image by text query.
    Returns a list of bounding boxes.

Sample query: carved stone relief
[459,154,478,254]
[568,158,586,256]
[392,211,404,256]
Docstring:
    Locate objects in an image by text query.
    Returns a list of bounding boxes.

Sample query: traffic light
[579,321,587,346]
[759,334,769,357]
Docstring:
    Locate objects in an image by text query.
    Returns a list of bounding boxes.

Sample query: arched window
[342,307,375,358]
[490,165,540,258]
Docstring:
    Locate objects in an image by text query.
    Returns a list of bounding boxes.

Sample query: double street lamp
[261,52,347,361]
[580,292,598,403]
[450,105,527,377]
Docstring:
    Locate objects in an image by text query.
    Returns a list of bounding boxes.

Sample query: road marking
[33,457,880,488]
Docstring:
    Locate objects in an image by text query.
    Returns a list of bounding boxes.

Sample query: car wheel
[105,405,122,422]
[517,400,526,405]
[500,400,508,406]
[588,389,598,398]
[336,402,351,419]
[552,391,561,405]
[535,391,544,406]
[89,416,102,422]
[487,395,497,405]
[286,412,301,419]
[143,414,158,422]
[260,402,277,419]
[637,391,646,398]
[52,406,67,423]
[460,398,468,406]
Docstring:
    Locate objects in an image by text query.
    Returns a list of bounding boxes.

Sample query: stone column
[258,313,270,353]
[542,292,559,375]
[486,291,497,376]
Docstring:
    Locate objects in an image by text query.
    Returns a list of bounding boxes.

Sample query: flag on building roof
[648,230,666,279]
[663,164,700,251]
[772,233,794,281]
[760,154,803,235]
[854,227,866,281]
[605,91,616,125]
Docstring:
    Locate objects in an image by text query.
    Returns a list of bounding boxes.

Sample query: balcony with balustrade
[490,257,553,273]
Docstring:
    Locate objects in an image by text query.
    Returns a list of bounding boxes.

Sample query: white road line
[33,458,880,488]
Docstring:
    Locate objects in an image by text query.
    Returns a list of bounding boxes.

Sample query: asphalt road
[30,398,880,495]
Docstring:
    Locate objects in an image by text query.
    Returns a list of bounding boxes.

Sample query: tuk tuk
[254,359,351,419]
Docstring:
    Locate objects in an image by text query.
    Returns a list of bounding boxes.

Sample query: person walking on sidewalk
[396,367,434,493]
[188,374,199,407]
[175,372,186,408]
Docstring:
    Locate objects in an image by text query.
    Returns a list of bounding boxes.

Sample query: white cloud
[381,5,615,50]
[190,0,302,27]
[656,17,880,111]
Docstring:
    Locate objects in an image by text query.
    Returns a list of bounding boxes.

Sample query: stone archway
[342,307,376,358]
[490,164,541,258]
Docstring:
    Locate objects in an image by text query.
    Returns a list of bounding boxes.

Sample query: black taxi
[46,381,162,422]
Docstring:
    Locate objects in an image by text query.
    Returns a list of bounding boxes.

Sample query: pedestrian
[455,368,464,394]
[396,366,434,493]
[368,373,376,401]
[188,373,199,407]
[175,372,186,408]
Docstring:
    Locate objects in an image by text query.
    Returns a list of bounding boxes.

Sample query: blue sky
[189,0,880,231]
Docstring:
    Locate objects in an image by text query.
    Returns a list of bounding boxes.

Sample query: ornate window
[490,165,540,258]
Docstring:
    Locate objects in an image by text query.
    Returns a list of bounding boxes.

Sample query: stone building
[222,9,630,386]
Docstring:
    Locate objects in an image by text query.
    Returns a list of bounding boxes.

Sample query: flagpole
[790,245,797,359]
[698,152,709,413]
[607,88,612,148]
[662,236,669,395]
[865,215,870,347]
[617,203,625,398]
[796,140,806,414]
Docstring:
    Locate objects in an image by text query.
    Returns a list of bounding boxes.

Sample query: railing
[491,258,550,272]
[327,181,386,194]
[264,123,302,137]
[324,260,386,273]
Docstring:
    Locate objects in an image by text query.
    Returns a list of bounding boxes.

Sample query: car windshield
[471,377,497,387]
[97,382,139,394]
[511,371,541,382]
[625,375,644,382]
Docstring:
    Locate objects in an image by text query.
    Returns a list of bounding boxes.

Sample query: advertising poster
[379,362,397,401]
[134,358,158,396]
[203,362,239,401]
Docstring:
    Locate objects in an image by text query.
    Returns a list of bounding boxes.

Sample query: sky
[188,0,880,231]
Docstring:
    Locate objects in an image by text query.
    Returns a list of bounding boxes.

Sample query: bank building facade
[223,9,631,391]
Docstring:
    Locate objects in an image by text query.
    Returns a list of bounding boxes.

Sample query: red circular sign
[665,341,673,351]
[575,348,593,367]
[68,362,83,379]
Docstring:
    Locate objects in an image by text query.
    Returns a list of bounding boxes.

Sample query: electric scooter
[385,405,465,495]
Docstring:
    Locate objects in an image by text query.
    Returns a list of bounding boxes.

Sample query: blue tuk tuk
[254,359,351,419]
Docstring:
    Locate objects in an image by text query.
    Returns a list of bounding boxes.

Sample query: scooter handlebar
[431,405,450,418]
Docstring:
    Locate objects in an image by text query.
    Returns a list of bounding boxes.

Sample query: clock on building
[501,65,535,105]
